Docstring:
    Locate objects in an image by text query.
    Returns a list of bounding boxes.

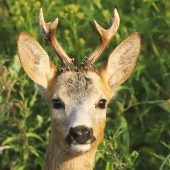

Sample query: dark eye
[97,99,106,109]
[52,99,63,109]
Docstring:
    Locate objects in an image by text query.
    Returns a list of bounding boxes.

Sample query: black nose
[65,126,96,144]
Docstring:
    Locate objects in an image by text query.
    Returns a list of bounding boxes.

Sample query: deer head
[17,8,141,170]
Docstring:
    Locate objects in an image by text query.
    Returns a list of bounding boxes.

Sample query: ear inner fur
[17,32,57,88]
[99,32,141,90]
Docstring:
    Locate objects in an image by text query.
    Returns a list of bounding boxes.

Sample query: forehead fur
[54,71,104,101]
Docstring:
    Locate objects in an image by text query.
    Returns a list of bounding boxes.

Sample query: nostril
[72,131,78,139]
[83,129,90,137]
[71,128,83,139]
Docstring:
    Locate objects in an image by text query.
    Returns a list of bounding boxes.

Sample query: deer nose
[66,126,96,144]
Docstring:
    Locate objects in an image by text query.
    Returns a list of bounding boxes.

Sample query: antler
[39,8,75,72]
[81,9,120,70]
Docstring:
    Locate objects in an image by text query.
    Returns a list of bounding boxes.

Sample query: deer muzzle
[65,126,96,152]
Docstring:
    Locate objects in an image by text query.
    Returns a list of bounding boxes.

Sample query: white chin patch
[71,144,91,153]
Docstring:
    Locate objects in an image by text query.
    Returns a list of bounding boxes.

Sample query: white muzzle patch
[71,143,91,153]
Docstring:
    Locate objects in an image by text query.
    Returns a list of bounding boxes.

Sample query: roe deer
[17,8,141,170]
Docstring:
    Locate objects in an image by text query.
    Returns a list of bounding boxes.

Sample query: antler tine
[81,8,120,70]
[39,8,75,71]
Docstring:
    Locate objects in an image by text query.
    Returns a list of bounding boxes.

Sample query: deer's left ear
[99,32,141,89]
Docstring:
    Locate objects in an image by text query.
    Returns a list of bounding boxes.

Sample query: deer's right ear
[17,32,57,88]
[99,32,141,95]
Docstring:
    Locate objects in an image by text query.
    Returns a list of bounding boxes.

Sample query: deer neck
[43,132,97,170]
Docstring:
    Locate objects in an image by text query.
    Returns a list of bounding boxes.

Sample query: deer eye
[52,99,63,109]
[97,99,106,109]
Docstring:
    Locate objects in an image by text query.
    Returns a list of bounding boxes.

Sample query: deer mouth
[70,143,92,153]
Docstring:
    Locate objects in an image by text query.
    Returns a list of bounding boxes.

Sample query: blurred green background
[0,0,170,169]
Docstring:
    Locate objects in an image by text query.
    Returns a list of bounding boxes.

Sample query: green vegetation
[0,0,170,169]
